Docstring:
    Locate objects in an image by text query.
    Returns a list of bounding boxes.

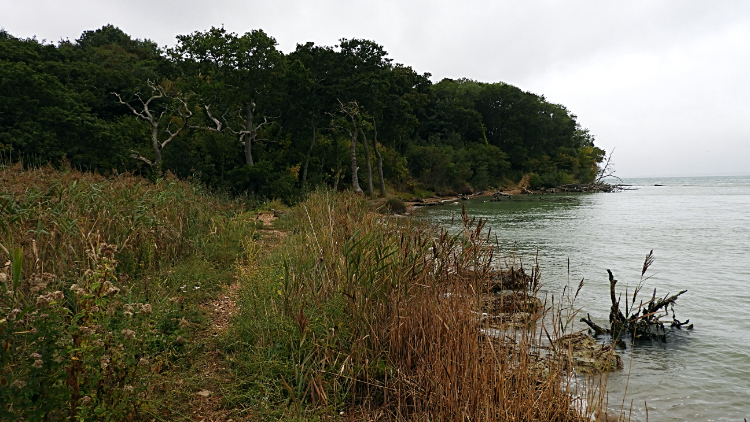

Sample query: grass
[0,163,260,421]
[225,189,603,421]
[1,164,606,421]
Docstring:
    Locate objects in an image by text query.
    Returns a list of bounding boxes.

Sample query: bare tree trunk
[113,81,191,173]
[372,117,386,196]
[348,115,363,194]
[243,102,256,166]
[150,124,162,168]
[334,137,340,191]
[302,124,315,186]
[359,127,374,198]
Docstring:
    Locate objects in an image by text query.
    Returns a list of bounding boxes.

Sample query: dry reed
[234,189,602,421]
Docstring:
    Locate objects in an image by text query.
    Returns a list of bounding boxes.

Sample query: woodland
[0,25,606,200]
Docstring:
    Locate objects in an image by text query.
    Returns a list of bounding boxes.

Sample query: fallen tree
[580,250,692,342]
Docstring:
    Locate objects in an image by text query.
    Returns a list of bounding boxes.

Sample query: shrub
[382,196,407,214]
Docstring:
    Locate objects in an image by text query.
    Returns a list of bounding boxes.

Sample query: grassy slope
[0,164,259,421]
[1,165,600,421]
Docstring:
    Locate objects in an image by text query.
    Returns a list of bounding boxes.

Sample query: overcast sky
[3,0,749,177]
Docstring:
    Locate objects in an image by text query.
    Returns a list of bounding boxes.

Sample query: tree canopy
[0,25,605,199]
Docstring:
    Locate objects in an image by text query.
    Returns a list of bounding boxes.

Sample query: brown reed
[233,189,601,421]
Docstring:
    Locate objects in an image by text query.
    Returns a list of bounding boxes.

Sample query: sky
[3,0,749,177]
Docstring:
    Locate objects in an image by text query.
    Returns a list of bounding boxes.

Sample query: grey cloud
[2,0,749,176]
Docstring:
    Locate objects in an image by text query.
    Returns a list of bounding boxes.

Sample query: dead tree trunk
[242,102,256,166]
[581,253,690,342]
[331,100,363,194]
[192,100,275,167]
[113,80,192,172]
[348,116,363,194]
[372,117,386,196]
[358,126,374,198]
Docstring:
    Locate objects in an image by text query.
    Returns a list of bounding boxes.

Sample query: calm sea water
[418,176,750,421]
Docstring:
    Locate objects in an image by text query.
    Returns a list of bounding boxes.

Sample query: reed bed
[231,190,600,421]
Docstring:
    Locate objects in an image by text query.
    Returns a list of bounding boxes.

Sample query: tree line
[0,25,605,199]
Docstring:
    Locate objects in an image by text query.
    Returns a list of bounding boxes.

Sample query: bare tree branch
[596,148,622,184]
[112,80,192,170]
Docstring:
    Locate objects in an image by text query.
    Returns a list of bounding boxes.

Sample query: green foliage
[1,26,606,201]
[382,196,407,214]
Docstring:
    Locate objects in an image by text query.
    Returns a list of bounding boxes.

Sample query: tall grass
[0,163,257,421]
[230,190,600,420]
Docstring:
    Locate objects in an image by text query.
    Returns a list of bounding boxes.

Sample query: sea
[417,175,750,422]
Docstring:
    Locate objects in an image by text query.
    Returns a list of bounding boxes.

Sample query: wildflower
[179,317,190,328]
[12,379,27,388]
[53,351,64,363]
[124,385,134,393]
[105,286,120,296]
[100,355,110,369]
[137,303,152,315]
[138,357,149,367]
[33,359,43,368]
[7,308,21,321]
[79,326,96,336]
[36,294,52,307]
[100,243,118,259]
[30,352,42,359]
[36,291,63,308]
[81,396,91,405]
[123,311,133,318]
[70,284,86,295]
[121,329,136,340]
[29,280,47,293]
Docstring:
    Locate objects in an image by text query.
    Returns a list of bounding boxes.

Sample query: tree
[172,27,284,166]
[330,100,364,194]
[113,80,192,171]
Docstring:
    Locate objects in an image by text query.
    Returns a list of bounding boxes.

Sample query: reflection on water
[418,176,750,421]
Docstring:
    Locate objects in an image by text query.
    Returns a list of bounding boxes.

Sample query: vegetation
[0,164,258,420]
[1,23,613,420]
[1,164,605,420]
[1,25,605,200]
[225,190,599,420]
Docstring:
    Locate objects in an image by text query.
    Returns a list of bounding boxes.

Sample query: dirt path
[183,211,285,422]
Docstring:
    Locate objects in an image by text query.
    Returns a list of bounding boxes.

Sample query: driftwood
[581,251,692,342]
[554,183,624,193]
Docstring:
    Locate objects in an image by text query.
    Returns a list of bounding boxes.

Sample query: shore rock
[555,332,623,374]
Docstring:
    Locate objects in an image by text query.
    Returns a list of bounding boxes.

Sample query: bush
[382,196,407,214]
